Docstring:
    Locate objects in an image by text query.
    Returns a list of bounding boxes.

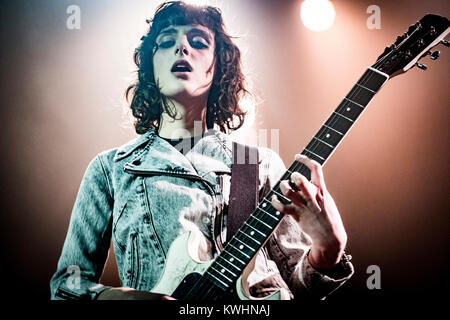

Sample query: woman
[50,1,353,300]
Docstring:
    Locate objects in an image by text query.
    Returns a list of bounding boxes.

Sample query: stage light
[300,0,336,32]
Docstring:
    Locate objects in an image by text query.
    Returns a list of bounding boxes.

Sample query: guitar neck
[291,67,389,179]
[201,67,390,293]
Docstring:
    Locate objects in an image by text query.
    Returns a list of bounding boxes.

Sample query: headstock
[372,14,449,78]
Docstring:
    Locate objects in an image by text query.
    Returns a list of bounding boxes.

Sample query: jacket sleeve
[50,155,114,300]
[259,148,354,300]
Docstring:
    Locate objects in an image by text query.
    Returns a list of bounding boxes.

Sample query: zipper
[129,233,140,288]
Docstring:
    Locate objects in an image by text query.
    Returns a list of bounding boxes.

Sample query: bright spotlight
[300,0,336,32]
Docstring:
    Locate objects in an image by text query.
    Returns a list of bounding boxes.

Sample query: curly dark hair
[125,1,249,134]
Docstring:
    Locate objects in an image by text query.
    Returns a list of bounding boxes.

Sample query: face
[152,24,216,101]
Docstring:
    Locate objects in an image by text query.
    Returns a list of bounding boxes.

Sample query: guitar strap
[226,142,259,243]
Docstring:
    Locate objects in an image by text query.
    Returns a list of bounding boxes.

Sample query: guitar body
[151,231,289,300]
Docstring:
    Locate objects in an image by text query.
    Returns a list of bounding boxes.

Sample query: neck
[158,96,209,139]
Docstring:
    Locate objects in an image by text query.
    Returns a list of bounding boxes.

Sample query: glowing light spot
[300,0,336,32]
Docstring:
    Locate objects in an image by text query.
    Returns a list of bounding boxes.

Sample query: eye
[158,40,175,49]
[189,36,209,49]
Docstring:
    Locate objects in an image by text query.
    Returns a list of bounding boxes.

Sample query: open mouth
[171,60,193,73]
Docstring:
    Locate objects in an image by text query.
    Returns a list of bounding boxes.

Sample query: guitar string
[288,68,377,177]
[184,69,381,300]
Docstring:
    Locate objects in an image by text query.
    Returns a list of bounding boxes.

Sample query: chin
[164,87,210,101]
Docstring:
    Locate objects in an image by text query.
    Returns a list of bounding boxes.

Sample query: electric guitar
[151,14,450,300]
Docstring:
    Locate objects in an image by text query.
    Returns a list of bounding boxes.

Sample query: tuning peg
[416,63,427,70]
[441,40,450,47]
[430,50,440,60]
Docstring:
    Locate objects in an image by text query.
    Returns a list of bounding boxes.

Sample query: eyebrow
[156,27,213,43]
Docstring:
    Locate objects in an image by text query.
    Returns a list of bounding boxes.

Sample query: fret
[228,243,251,259]
[237,229,261,245]
[258,206,281,221]
[323,124,344,136]
[346,86,374,107]
[337,100,365,121]
[214,261,238,277]
[249,215,272,229]
[316,126,342,147]
[209,265,233,282]
[344,97,364,109]
[304,148,325,161]
[260,198,284,217]
[333,111,354,123]
[261,197,272,206]
[313,136,334,149]
[357,68,388,92]
[271,189,284,199]
[244,221,267,237]
[271,189,292,205]
[205,270,229,289]
[222,250,246,266]
[325,115,353,136]
[216,255,241,272]
[367,67,389,81]
[234,237,256,252]
[356,83,375,93]
[305,138,334,161]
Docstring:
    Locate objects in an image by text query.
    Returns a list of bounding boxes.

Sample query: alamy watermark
[366,264,381,290]
[66,265,81,290]
[367,5,381,30]
[66,5,81,30]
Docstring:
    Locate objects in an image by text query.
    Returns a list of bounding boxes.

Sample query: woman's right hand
[96,287,176,300]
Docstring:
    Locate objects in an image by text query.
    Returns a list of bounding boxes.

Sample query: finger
[291,172,321,212]
[271,195,301,222]
[279,180,307,206]
[294,154,327,190]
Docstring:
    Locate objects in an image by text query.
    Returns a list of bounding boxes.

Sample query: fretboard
[202,67,389,293]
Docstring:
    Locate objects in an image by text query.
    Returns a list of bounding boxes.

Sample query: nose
[175,44,189,56]
[175,38,189,56]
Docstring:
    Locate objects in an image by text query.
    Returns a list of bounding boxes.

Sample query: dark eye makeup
[156,28,211,51]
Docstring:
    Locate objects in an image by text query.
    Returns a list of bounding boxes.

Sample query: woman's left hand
[271,154,347,270]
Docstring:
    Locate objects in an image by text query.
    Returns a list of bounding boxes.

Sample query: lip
[171,59,193,73]
[172,71,190,79]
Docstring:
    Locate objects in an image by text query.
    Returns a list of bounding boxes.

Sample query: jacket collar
[113,130,154,162]
[121,129,233,178]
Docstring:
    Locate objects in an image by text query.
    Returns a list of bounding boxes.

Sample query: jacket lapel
[121,129,233,179]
